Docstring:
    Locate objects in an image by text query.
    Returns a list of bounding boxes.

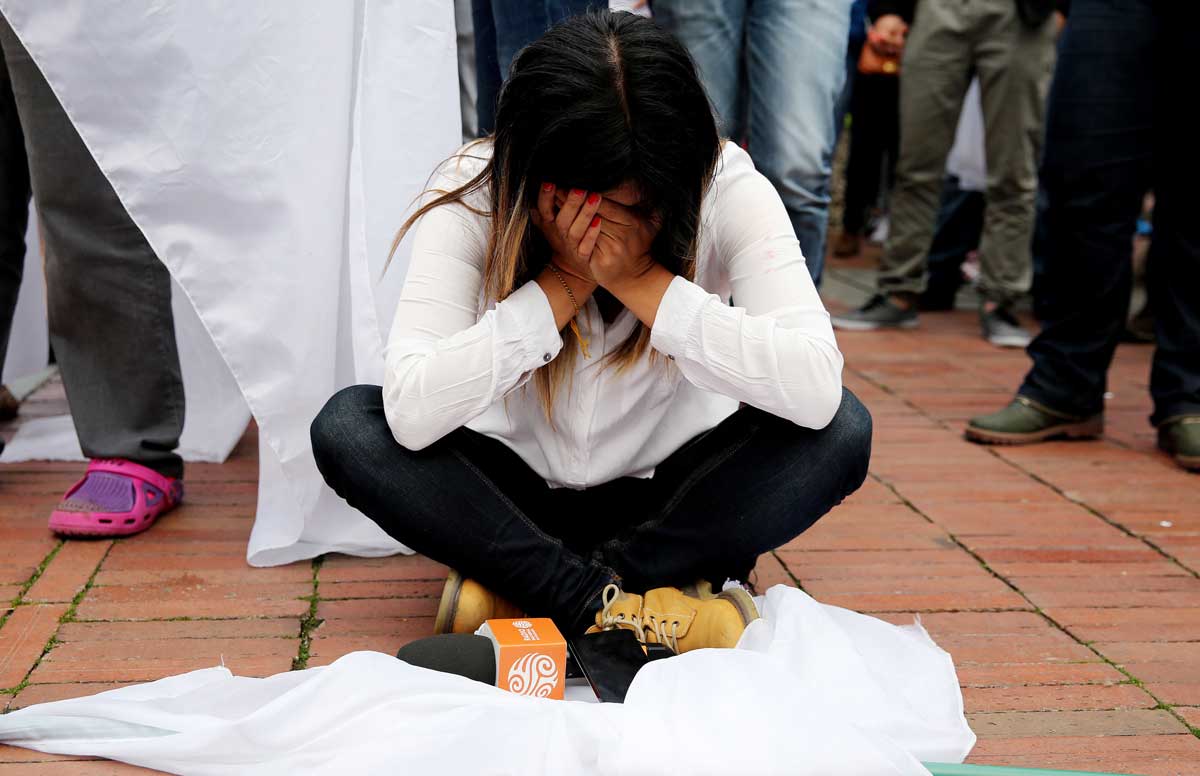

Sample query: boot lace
[648,616,682,653]
[597,583,644,642]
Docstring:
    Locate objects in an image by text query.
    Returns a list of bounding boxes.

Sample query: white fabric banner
[0,586,976,775]
[1,203,47,385]
[0,1,461,564]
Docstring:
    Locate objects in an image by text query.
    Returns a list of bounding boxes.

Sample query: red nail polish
[542,182,554,192]
[571,188,584,198]
[587,193,600,205]
[591,215,601,228]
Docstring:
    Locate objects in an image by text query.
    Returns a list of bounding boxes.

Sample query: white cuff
[650,275,710,360]
[502,279,563,369]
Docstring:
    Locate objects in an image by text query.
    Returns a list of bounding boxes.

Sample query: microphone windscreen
[396,633,497,686]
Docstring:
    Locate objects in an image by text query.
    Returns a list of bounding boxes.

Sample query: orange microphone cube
[479,618,567,700]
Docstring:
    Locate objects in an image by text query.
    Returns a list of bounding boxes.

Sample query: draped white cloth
[0,1,461,564]
[1,204,47,386]
[0,586,975,775]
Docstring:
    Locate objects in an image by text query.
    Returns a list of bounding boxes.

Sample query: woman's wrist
[536,264,596,331]
[603,260,675,328]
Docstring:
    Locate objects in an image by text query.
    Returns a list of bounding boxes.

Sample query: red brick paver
[1,302,1198,775]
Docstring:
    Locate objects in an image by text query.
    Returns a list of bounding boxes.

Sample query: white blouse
[383,141,843,489]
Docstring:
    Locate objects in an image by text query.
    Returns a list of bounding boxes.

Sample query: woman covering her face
[312,11,872,653]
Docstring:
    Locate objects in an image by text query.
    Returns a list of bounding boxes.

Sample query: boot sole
[1160,447,1200,472]
[718,586,760,625]
[433,569,464,635]
[986,333,1032,349]
[965,417,1103,446]
[831,317,919,332]
[1176,454,1200,472]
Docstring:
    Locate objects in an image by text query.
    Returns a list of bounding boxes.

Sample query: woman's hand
[589,199,660,292]
[530,183,603,282]
[869,14,908,57]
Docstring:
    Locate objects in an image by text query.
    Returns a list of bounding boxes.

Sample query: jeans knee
[310,385,382,475]
[830,388,873,487]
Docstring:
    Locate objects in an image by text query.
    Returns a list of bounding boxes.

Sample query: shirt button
[543,352,551,362]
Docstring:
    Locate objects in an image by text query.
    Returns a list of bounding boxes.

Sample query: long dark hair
[392,10,721,416]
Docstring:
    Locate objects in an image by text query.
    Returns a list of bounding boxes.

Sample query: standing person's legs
[471,0,501,135]
[0,19,184,478]
[1146,5,1200,435]
[875,0,973,301]
[0,46,29,378]
[841,74,899,241]
[923,176,986,310]
[972,0,1056,310]
[648,0,746,142]
[1015,0,1154,419]
[745,0,849,284]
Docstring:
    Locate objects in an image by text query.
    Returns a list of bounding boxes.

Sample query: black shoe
[831,295,918,331]
[981,305,1033,348]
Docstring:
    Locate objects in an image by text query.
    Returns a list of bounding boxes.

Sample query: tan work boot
[641,585,759,654]
[434,569,523,634]
[586,583,645,638]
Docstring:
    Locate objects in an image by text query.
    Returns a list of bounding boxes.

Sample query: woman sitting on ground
[311,11,872,653]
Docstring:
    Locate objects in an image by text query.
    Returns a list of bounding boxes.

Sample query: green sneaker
[965,396,1102,445]
[1157,416,1200,472]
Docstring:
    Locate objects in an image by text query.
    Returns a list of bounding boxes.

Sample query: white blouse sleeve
[649,150,844,429]
[382,170,563,451]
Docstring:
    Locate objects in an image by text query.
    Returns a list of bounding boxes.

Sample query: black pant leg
[842,74,899,236]
[599,389,872,592]
[1146,7,1200,425]
[310,386,617,634]
[0,42,29,373]
[1018,0,1155,417]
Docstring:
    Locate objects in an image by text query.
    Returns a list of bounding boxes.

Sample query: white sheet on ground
[0,2,460,563]
[0,586,975,775]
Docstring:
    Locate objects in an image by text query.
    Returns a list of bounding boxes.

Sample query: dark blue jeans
[923,176,986,307]
[1019,0,1200,425]
[472,0,602,136]
[312,386,871,634]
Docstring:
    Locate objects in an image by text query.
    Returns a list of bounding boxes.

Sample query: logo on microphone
[506,651,559,698]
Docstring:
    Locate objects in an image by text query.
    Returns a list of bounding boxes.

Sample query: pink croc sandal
[48,459,183,537]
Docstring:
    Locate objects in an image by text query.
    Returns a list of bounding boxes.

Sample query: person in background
[651,0,852,285]
[472,0,605,136]
[832,3,902,259]
[0,18,186,533]
[834,0,871,142]
[967,0,1200,473]
[832,0,1058,347]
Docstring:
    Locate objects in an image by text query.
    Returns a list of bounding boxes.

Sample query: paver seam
[846,363,1200,740]
[0,541,112,709]
[292,556,324,671]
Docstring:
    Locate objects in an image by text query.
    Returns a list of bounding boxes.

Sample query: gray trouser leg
[974,6,1056,306]
[0,17,184,478]
[0,40,30,374]
[877,0,973,298]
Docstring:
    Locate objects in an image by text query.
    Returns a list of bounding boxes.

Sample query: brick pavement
[2,296,1198,773]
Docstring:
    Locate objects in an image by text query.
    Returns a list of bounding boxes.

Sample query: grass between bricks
[851,366,1200,740]
[292,555,324,671]
[0,540,113,707]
